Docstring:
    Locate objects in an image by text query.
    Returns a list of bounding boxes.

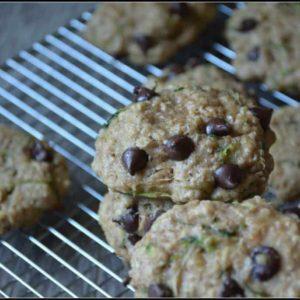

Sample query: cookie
[92,84,275,204]
[0,125,69,234]
[83,3,216,65]
[269,106,300,201]
[98,191,173,262]
[226,3,300,94]
[146,64,252,99]
[130,196,300,297]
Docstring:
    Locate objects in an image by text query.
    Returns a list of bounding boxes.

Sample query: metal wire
[0,3,298,298]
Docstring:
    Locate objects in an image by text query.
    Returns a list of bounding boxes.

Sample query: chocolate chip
[249,107,273,130]
[167,64,185,79]
[148,283,173,298]
[133,34,154,53]
[113,206,139,233]
[144,209,165,233]
[122,276,131,287]
[206,118,230,136]
[278,199,300,218]
[186,57,201,68]
[133,86,158,102]
[247,46,260,61]
[251,246,281,281]
[114,52,126,60]
[220,276,245,297]
[30,141,53,162]
[122,147,149,175]
[164,135,195,161]
[214,164,244,189]
[238,18,258,32]
[128,234,141,245]
[169,3,189,17]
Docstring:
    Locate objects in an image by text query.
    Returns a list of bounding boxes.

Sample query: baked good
[98,191,173,262]
[226,3,300,94]
[0,125,69,234]
[269,106,300,201]
[92,84,274,204]
[146,63,251,99]
[83,3,216,65]
[130,196,300,297]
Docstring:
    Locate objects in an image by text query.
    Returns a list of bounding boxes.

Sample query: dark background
[0,3,96,64]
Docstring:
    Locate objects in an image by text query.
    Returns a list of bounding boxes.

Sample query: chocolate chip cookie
[0,125,69,234]
[92,85,274,203]
[226,3,300,94]
[130,196,300,297]
[146,64,252,100]
[269,106,300,201]
[83,3,216,65]
[98,191,173,262]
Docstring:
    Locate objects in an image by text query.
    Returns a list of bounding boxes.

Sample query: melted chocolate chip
[128,234,141,245]
[238,18,258,32]
[250,107,273,130]
[278,199,300,218]
[247,46,260,61]
[167,64,185,80]
[148,283,173,298]
[164,135,195,161]
[214,164,244,190]
[251,246,281,281]
[206,118,231,136]
[133,86,158,102]
[169,3,189,17]
[144,209,165,233]
[30,141,53,162]
[220,276,245,297]
[122,147,148,175]
[113,205,139,233]
[133,34,154,53]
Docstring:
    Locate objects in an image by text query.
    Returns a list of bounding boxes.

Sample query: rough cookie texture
[269,106,300,201]
[83,3,216,65]
[98,191,173,262]
[130,197,300,297]
[0,125,69,234]
[226,3,300,94]
[146,64,252,99]
[92,85,274,204]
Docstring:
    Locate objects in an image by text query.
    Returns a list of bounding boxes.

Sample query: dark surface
[0,3,96,64]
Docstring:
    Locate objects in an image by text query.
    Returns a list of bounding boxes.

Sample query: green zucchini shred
[180,235,218,253]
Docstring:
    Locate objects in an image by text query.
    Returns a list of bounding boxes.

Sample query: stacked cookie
[130,197,300,297]
[87,2,300,297]
[93,84,274,203]
[91,76,299,297]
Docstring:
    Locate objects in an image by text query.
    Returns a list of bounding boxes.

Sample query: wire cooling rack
[0,3,298,298]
